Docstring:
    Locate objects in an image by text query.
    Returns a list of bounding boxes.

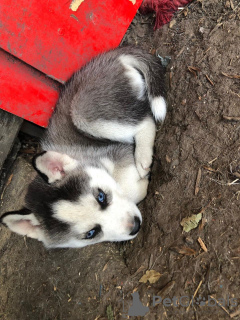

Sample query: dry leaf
[169,19,176,28]
[183,8,188,16]
[139,270,161,284]
[166,155,171,163]
[180,213,202,232]
[170,246,196,256]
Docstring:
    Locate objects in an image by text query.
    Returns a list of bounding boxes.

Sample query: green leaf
[180,213,202,232]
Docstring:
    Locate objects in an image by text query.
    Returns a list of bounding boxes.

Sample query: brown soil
[0,1,240,319]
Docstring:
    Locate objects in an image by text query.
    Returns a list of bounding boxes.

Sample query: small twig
[222,72,240,79]
[176,46,186,58]
[229,0,234,10]
[230,308,240,318]
[198,237,208,252]
[0,174,13,200]
[176,35,193,57]
[195,168,202,196]
[186,280,203,312]
[198,47,211,63]
[24,236,28,249]
[208,157,217,164]
[233,2,240,11]
[232,172,240,179]
[223,115,240,121]
[229,178,239,185]
[203,166,219,173]
[210,177,240,186]
[199,201,212,215]
[209,295,230,316]
[230,90,240,98]
[198,195,221,216]
[188,66,201,78]
[205,74,214,86]
[169,71,172,88]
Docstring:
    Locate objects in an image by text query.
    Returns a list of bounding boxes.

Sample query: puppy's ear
[0,208,45,241]
[33,151,78,183]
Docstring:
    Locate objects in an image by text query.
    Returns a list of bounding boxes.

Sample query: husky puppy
[1,47,166,248]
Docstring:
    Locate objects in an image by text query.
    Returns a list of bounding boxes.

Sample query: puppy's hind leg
[134,117,156,178]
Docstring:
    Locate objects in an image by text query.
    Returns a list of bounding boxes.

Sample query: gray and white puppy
[1,46,166,248]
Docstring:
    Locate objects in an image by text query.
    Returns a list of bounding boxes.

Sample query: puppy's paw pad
[136,161,152,179]
[135,148,153,178]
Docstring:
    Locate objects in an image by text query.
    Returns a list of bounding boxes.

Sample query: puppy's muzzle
[129,216,141,236]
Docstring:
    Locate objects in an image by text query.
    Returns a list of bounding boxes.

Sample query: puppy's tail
[119,50,167,122]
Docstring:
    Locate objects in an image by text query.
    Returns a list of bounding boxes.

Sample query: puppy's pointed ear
[33,151,78,183]
[0,208,45,241]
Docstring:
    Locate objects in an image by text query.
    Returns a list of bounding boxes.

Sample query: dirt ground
[0,0,240,319]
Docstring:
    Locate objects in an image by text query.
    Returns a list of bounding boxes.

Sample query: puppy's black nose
[129,216,141,236]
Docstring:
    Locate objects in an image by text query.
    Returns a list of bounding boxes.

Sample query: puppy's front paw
[135,151,153,179]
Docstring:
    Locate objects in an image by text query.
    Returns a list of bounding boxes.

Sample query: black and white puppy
[1,46,166,248]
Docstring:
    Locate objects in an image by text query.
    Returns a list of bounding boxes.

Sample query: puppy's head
[1,151,142,248]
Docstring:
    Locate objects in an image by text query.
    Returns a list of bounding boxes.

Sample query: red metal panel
[0,49,59,127]
[0,0,142,82]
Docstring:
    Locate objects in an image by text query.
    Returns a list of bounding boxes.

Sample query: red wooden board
[0,0,142,82]
[0,49,60,127]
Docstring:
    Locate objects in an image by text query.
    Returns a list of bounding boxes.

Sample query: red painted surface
[0,0,141,126]
[0,0,142,82]
[0,49,60,127]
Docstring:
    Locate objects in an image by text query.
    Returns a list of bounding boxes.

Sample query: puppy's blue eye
[86,229,96,239]
[85,225,101,239]
[97,191,105,203]
[96,189,108,209]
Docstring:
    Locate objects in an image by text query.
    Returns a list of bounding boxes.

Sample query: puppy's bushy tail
[119,48,167,122]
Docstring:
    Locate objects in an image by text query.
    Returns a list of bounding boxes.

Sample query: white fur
[134,117,156,178]
[150,96,167,121]
[100,158,115,174]
[76,119,136,143]
[119,55,145,100]
[113,164,149,203]
[119,55,142,71]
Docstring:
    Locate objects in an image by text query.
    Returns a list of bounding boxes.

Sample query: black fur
[32,151,49,183]
[24,175,90,234]
[0,208,32,226]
